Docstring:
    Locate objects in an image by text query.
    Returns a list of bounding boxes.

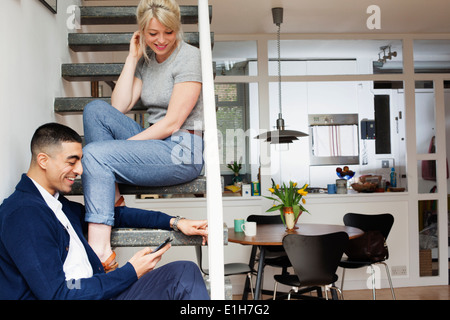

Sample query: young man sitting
[0,122,209,300]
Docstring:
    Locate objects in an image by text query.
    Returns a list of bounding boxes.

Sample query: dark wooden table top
[228,223,363,246]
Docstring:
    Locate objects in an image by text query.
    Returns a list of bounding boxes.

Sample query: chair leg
[328,285,343,300]
[326,284,342,300]
[316,286,323,298]
[380,262,396,300]
[247,273,254,299]
[273,282,278,300]
[287,287,298,300]
[335,286,343,300]
[341,263,395,300]
[340,267,346,299]
[323,286,329,300]
[242,275,250,299]
[242,272,254,300]
[369,265,376,300]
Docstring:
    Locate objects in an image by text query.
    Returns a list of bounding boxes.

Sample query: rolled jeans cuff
[85,211,115,226]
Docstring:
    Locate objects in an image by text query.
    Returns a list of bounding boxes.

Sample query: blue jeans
[82,100,203,226]
[112,261,210,300]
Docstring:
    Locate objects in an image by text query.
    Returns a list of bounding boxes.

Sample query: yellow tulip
[293,182,297,187]
[276,184,280,189]
[297,184,308,196]
[269,188,275,193]
[302,198,306,204]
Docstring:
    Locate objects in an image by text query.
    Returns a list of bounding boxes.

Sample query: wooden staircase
[57,4,214,197]
[57,2,227,299]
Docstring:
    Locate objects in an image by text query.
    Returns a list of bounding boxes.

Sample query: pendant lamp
[255,7,308,144]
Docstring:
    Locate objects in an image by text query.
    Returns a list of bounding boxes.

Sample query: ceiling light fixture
[376,45,397,66]
[255,7,308,144]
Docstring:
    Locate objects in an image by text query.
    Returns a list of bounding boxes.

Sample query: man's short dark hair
[30,123,82,160]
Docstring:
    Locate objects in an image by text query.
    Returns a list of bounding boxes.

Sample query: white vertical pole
[433,79,448,284]
[403,38,420,279]
[198,0,225,299]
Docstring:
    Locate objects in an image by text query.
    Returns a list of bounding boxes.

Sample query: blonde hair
[136,0,183,61]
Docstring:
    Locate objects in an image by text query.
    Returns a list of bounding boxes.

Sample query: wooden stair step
[111,225,228,247]
[80,5,211,25]
[55,97,109,113]
[68,32,213,52]
[69,176,209,196]
[54,97,148,114]
[62,63,124,81]
[62,61,216,82]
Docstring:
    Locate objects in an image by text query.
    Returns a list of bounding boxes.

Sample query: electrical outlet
[381,160,390,168]
[391,265,407,276]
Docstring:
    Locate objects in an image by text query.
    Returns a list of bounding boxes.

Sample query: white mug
[241,221,257,236]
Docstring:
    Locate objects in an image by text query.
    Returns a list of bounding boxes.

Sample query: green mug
[234,219,245,232]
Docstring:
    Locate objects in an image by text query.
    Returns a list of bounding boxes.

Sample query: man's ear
[36,152,50,170]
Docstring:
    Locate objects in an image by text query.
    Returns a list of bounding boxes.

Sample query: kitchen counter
[306,189,408,204]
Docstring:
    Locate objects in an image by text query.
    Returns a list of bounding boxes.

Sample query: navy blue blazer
[0,174,173,300]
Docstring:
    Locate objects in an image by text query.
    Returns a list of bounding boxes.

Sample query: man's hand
[128,244,171,279]
[172,219,208,245]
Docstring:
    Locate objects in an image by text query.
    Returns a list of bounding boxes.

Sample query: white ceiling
[106,0,450,34]
[201,0,450,34]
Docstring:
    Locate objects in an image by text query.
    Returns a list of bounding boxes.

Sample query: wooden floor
[340,285,449,300]
[234,285,450,300]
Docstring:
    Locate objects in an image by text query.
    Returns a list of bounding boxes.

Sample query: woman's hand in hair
[129,31,144,60]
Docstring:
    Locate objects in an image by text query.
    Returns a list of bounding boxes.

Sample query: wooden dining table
[227,223,364,300]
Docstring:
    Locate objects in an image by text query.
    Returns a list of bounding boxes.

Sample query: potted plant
[227,160,242,186]
[264,180,309,231]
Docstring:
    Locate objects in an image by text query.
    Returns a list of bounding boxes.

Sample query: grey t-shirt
[135,41,203,131]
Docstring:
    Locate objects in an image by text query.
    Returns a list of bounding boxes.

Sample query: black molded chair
[195,245,254,299]
[273,232,349,300]
[338,213,396,300]
[242,214,292,299]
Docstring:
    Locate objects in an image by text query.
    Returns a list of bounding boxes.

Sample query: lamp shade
[255,129,308,144]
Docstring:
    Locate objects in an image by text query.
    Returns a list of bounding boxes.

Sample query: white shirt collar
[29,177,62,212]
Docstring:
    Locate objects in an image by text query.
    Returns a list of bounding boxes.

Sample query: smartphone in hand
[151,237,173,253]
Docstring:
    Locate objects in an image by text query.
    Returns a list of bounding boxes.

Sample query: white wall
[0,0,82,200]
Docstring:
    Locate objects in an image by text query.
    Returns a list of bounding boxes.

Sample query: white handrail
[198,0,225,300]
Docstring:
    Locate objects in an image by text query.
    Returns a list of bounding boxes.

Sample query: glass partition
[418,199,439,276]
[418,160,438,194]
[216,83,248,172]
[415,81,436,154]
[212,41,257,76]
[215,82,260,182]
[414,40,450,73]
[267,39,403,75]
[415,81,438,195]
